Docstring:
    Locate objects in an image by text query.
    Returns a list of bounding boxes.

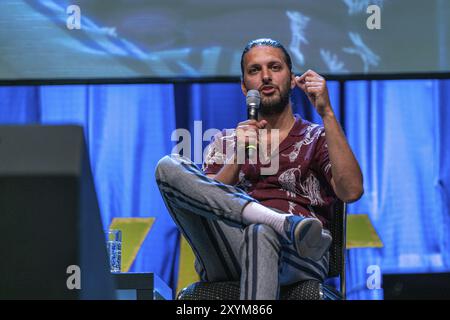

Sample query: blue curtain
[344,79,450,299]
[0,84,180,292]
[1,79,450,299]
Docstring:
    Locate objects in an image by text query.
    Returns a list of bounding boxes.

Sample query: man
[156,38,363,300]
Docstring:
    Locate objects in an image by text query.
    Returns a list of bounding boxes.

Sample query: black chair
[177,200,347,300]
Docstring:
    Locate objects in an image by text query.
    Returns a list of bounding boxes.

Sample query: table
[112,272,172,300]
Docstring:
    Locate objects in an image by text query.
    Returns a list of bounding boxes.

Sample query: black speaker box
[383,272,450,300]
[0,125,115,299]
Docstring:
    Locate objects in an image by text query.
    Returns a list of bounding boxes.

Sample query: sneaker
[283,215,332,261]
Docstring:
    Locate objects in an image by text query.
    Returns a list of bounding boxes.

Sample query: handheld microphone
[246,90,260,158]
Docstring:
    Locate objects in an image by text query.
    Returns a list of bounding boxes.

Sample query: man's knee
[155,155,172,184]
[155,154,190,182]
[155,154,172,175]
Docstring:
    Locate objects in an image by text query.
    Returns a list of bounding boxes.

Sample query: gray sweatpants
[155,154,329,300]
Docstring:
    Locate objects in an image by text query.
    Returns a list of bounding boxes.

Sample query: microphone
[246,90,260,158]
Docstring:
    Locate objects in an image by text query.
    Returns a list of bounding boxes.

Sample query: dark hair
[240,38,293,80]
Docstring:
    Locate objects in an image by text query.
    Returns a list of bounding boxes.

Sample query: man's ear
[290,72,297,89]
[241,81,248,95]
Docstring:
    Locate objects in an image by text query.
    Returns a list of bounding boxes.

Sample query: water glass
[106,229,122,273]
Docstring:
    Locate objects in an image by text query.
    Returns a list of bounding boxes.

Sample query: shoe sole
[294,218,332,261]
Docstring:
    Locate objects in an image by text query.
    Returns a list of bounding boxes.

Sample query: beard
[259,88,291,116]
[249,77,292,116]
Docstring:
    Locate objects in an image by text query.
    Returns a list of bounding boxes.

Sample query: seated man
[156,38,363,300]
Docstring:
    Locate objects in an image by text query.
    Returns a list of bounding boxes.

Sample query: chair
[177,200,347,300]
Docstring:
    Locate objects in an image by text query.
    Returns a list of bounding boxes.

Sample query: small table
[112,272,172,300]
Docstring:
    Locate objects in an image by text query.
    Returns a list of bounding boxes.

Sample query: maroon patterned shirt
[202,114,337,229]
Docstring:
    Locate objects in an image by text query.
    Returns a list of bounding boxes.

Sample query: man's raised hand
[295,69,332,117]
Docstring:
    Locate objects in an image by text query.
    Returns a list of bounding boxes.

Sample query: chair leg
[340,202,347,300]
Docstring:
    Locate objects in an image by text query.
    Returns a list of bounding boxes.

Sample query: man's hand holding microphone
[235,90,267,163]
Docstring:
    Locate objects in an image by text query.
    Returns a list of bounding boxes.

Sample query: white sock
[242,202,292,235]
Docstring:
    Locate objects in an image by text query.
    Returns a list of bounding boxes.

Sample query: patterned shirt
[202,114,337,229]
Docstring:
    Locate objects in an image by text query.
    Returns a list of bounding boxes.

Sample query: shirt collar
[289,114,311,137]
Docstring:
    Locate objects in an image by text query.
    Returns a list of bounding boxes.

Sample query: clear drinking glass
[106,229,122,273]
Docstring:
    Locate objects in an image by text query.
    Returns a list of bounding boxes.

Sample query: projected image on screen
[0,0,448,81]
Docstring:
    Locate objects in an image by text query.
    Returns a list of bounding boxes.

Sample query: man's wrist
[320,105,335,120]
[225,153,242,167]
